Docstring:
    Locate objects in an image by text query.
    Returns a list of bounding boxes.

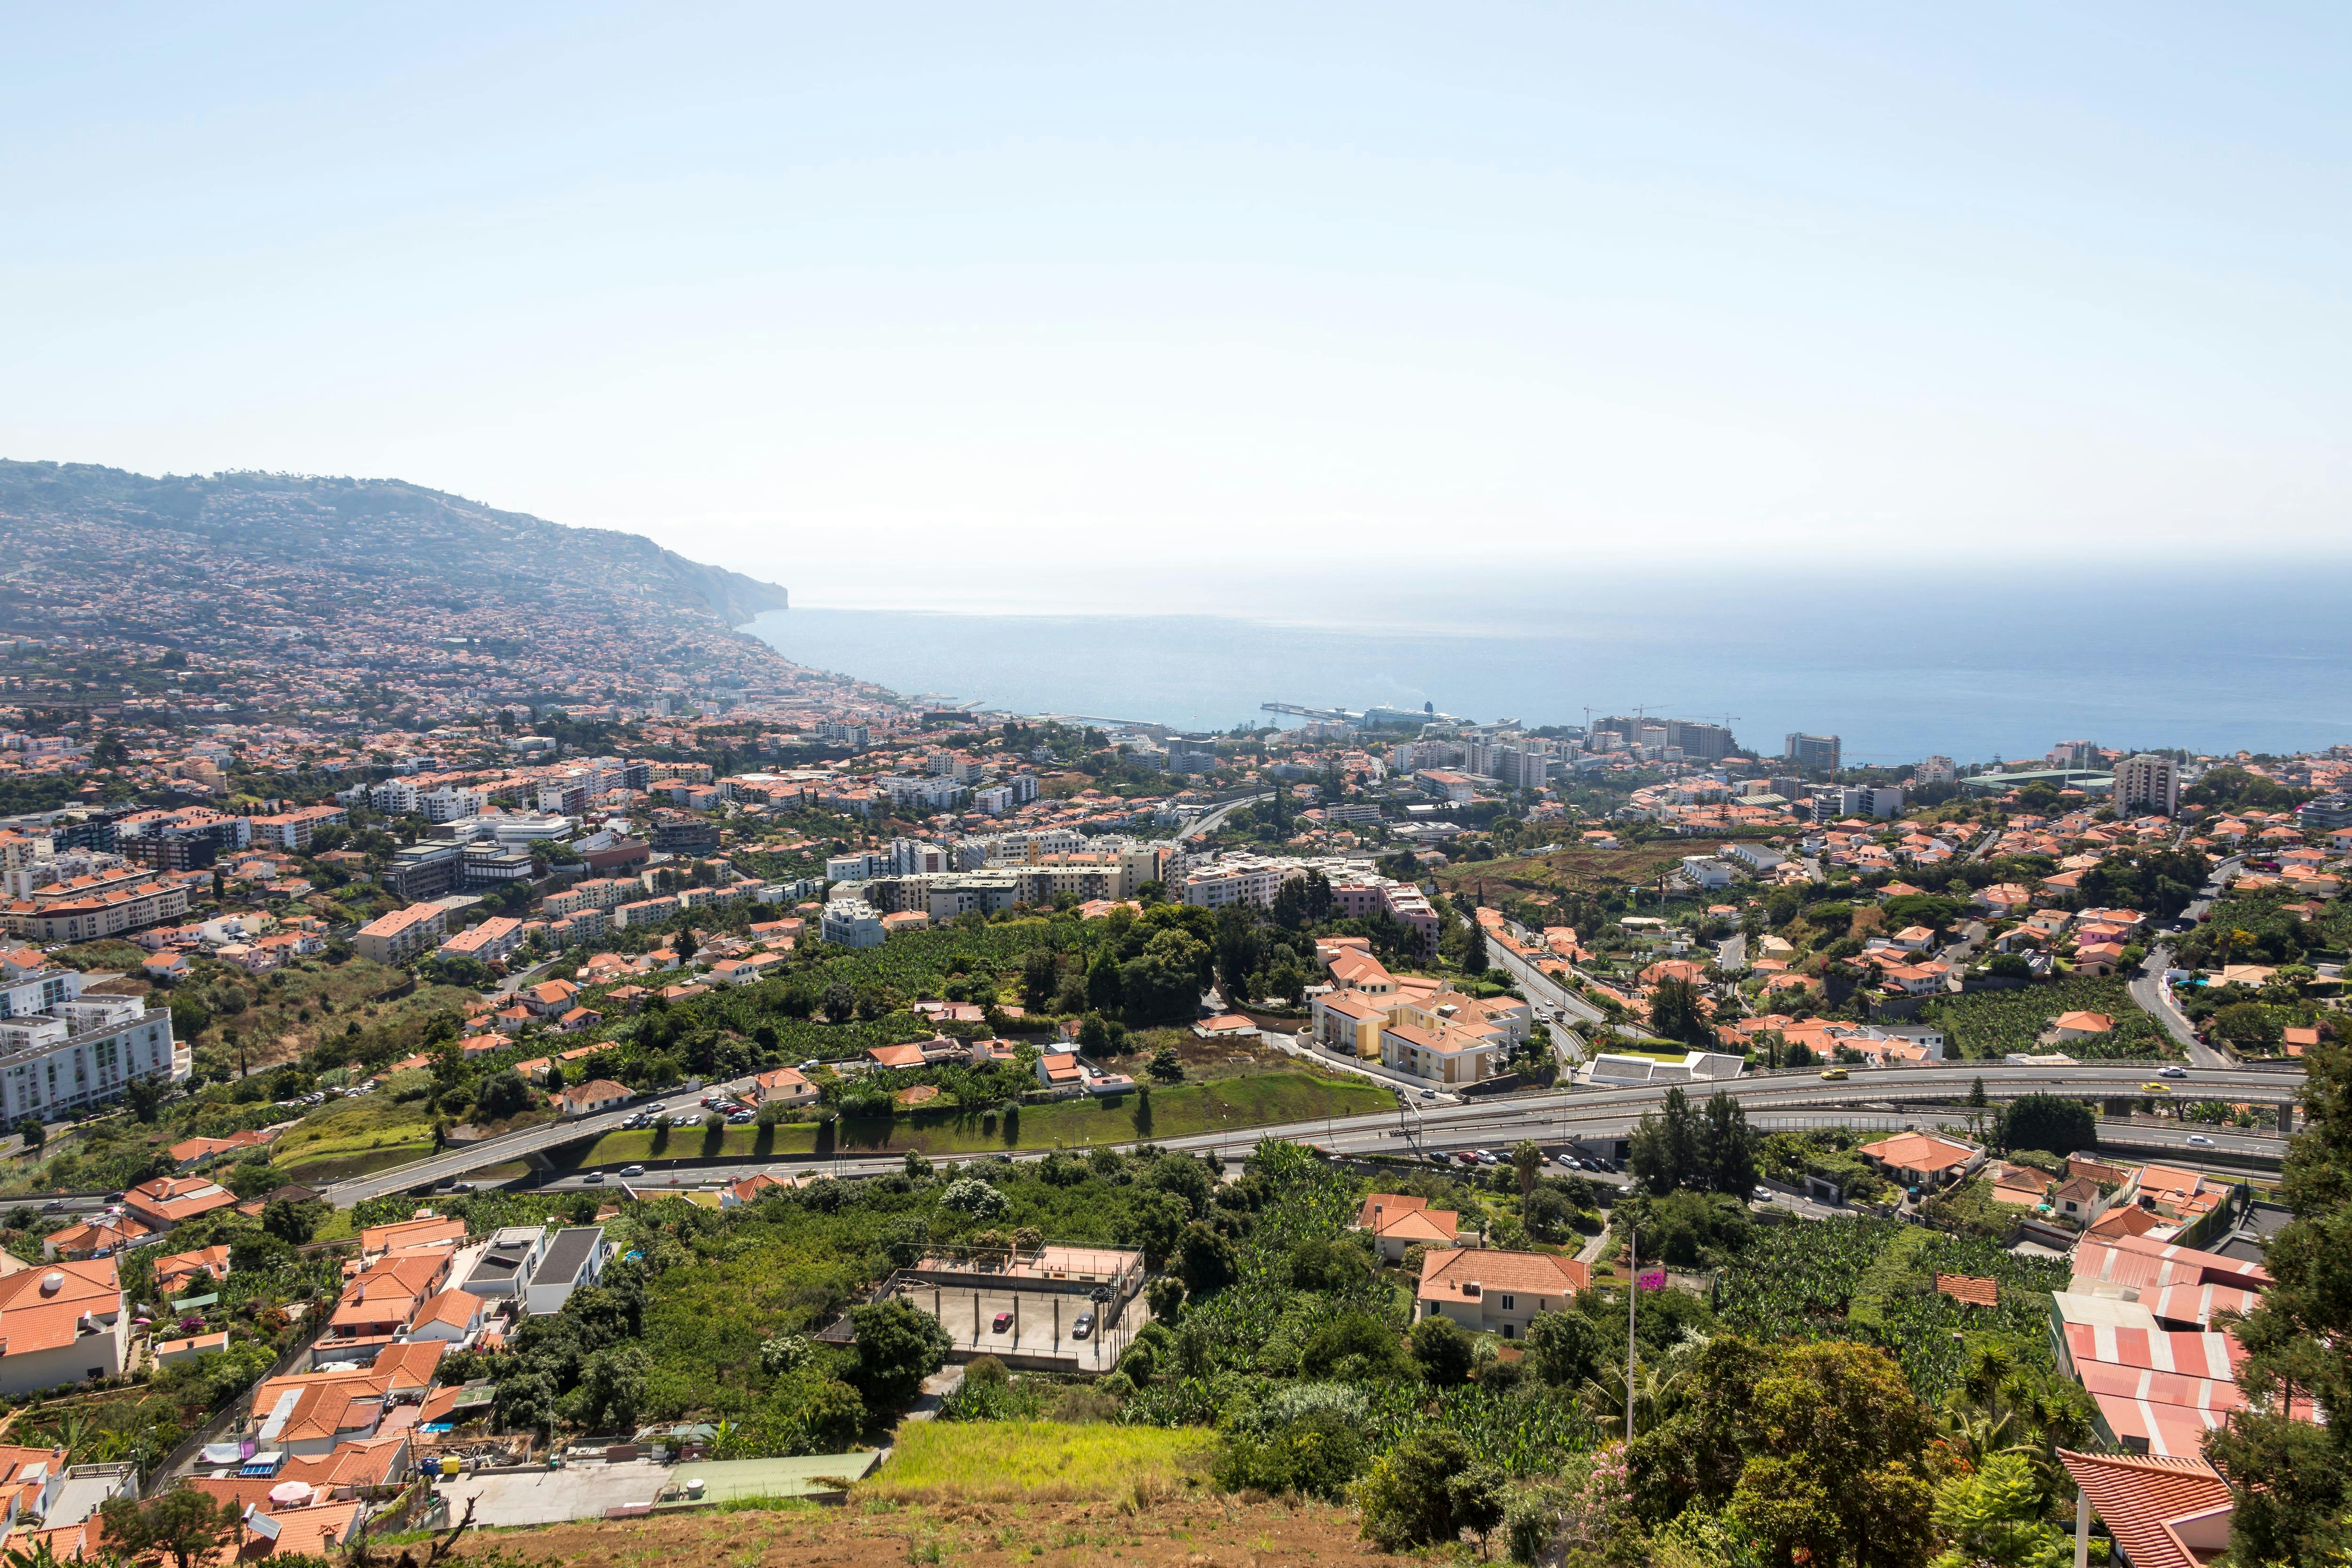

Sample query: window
[1501,1294,1516,1310]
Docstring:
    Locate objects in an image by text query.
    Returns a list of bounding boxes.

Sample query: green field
[861,1420,1213,1502]
[548,1071,1393,1169]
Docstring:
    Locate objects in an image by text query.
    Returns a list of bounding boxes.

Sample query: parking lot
[898,1283,1147,1372]
[435,1458,672,1528]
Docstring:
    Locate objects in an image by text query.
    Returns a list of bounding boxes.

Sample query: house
[153,1329,232,1365]
[2049,1173,2102,1222]
[865,1043,928,1071]
[1986,1163,2051,1208]
[720,1173,789,1207]
[1857,1131,1982,1192]
[2058,1450,2233,1568]
[168,1129,274,1168]
[405,1288,486,1345]
[247,1341,447,1457]
[122,1176,240,1232]
[316,1252,453,1362]
[552,1079,631,1119]
[462,1227,550,1302]
[153,1245,233,1295]
[755,1067,815,1107]
[358,1213,467,1259]
[2051,1011,2115,1041]
[141,950,191,982]
[1352,1194,1462,1261]
[39,1217,151,1261]
[0,1258,129,1395]
[1308,989,1389,1059]
[525,1227,608,1315]
[1414,1248,1588,1341]
[1035,1052,1084,1090]
[521,979,580,1017]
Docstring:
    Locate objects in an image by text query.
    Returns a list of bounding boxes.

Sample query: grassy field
[548,1070,1394,1168]
[1435,840,1745,903]
[434,1489,1414,1568]
[267,1091,440,1178]
[862,1420,1214,1503]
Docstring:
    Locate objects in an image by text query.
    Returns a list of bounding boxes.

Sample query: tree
[1701,1090,1758,1197]
[1148,1045,1184,1083]
[1512,1139,1544,1201]
[846,1297,951,1410]
[1926,1451,2072,1568]
[99,1488,241,1568]
[1463,920,1489,976]
[1174,1221,1236,1296]
[901,1149,932,1182]
[938,1177,1008,1221]
[1649,977,1712,1046]
[1121,930,1210,1026]
[1631,1337,1934,1568]
[1629,1087,1704,1194]
[16,1116,44,1152]
[1358,1428,1479,1549]
[1020,947,1061,1012]
[575,1342,652,1430]
[2211,1002,2284,1052]
[471,1068,532,1122]
[123,1077,167,1124]
[1411,1315,1476,1387]
[260,1197,325,1246]
[1525,1309,1608,1389]
[1085,947,1126,1013]
[2206,1039,2352,1563]
[1999,1095,2096,1158]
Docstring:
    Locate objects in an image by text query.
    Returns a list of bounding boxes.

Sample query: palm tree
[35,1409,97,1461]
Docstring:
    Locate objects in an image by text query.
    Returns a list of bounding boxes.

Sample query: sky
[7,3,2352,610]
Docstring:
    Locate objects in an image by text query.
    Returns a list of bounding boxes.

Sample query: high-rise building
[2048,740,2103,767]
[1784,733,1841,774]
[1916,756,1956,786]
[1664,720,1735,760]
[2113,754,2181,816]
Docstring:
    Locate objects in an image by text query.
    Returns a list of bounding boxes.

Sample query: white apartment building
[2114,755,2181,817]
[0,960,185,1123]
[1179,852,1378,911]
[821,898,886,948]
[420,786,488,823]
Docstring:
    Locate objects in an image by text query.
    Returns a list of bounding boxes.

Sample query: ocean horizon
[744,563,2352,766]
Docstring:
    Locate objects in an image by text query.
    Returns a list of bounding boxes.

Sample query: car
[1072,1311,1095,1339]
[1820,1067,1849,1081]
[620,1165,644,1177]
[646,1102,667,1114]
[582,1172,606,1185]
[1558,1156,1581,1170]
[1753,1185,1772,1201]
[991,1311,1013,1334]
[728,1113,754,1125]
[2159,1066,2189,1078]
[1454,1150,1480,1166]
[1429,1152,1452,1166]
[2142,1082,2173,1094]
[2185,1134,2216,1147]
[40,1199,64,1213]
[450,1182,476,1194]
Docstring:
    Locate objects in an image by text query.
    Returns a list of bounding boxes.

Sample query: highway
[333,1059,2302,1203]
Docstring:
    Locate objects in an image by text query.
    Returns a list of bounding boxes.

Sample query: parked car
[1753,1185,1772,1201]
[991,1311,1013,1334]
[728,1112,754,1125]
[1072,1311,1095,1339]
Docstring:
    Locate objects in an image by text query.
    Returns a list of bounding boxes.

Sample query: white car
[2159,1066,2189,1079]
[2185,1134,2216,1147]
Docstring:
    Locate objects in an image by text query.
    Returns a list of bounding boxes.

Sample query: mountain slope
[0,460,807,719]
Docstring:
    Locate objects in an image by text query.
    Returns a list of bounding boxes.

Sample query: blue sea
[743,563,2352,765]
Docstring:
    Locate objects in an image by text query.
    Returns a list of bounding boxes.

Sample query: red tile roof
[2058,1450,2232,1568]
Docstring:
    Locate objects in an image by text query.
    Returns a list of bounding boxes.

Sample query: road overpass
[324,1059,2302,1205]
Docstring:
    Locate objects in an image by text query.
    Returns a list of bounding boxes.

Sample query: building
[820,898,884,948]
[2114,754,2182,817]
[438,916,523,965]
[1915,756,1957,787]
[0,1258,129,1394]
[462,1227,550,1301]
[352,903,447,965]
[383,841,463,901]
[123,1176,240,1232]
[0,960,184,1124]
[1414,1248,1588,1341]
[526,1227,609,1315]
[1353,1194,1461,1262]
[1783,733,1842,774]
[1857,1130,1982,1192]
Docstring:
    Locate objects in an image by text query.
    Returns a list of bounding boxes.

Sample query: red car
[991,1311,1013,1334]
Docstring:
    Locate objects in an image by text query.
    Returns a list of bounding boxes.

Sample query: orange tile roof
[1417,1247,1587,1304]
[2058,1450,2232,1568]
[1934,1273,1999,1307]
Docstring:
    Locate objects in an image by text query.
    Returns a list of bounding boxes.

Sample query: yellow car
[1820,1067,1849,1081]
[2140,1082,2172,1094]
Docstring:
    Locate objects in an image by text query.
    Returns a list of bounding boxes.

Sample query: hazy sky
[8,4,2351,606]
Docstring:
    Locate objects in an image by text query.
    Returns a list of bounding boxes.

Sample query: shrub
[1214,1409,1367,1500]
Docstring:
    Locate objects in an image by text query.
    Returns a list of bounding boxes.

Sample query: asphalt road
[344,1059,2301,1202]
[2130,857,2244,1071]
